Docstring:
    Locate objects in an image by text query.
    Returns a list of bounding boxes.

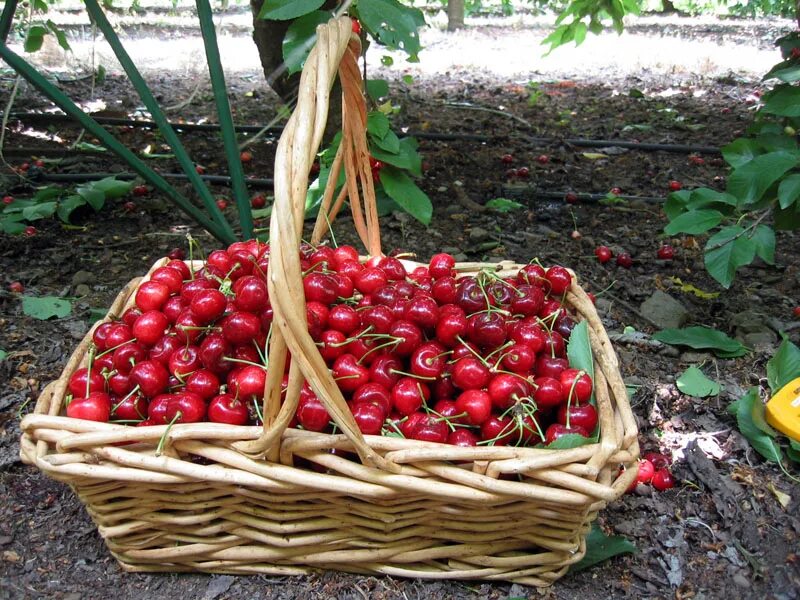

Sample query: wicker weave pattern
[19,16,639,587]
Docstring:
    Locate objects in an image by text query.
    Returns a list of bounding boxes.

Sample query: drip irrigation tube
[35,171,275,187]
[11,111,722,154]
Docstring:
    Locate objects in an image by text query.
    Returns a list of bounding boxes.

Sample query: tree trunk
[447,0,465,32]
[249,0,342,140]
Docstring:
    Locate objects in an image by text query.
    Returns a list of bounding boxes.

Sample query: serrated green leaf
[22,201,57,221]
[24,25,47,53]
[484,198,524,213]
[653,326,748,357]
[22,296,72,320]
[778,173,800,209]
[365,78,389,101]
[704,226,757,289]
[358,0,424,61]
[728,151,798,206]
[545,433,592,449]
[676,366,720,397]
[751,224,775,265]
[56,195,87,223]
[258,0,324,20]
[378,166,432,225]
[762,85,800,117]
[664,209,723,236]
[281,10,332,74]
[735,388,783,464]
[572,523,635,572]
[767,338,800,393]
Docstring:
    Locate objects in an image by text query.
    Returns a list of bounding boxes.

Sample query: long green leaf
[258,0,324,21]
[664,209,722,236]
[727,151,798,206]
[766,337,800,393]
[704,226,757,289]
[751,224,775,265]
[572,524,635,572]
[653,326,747,357]
[378,166,432,225]
[778,173,800,209]
[735,388,783,464]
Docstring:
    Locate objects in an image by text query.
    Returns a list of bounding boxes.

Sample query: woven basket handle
[234,17,397,472]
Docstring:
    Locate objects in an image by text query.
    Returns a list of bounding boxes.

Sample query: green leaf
[484,198,524,213]
[21,201,57,221]
[545,433,592,449]
[687,187,738,210]
[378,166,432,225]
[764,60,800,83]
[572,524,635,572]
[75,186,105,211]
[46,20,71,51]
[56,195,86,223]
[33,0,48,12]
[365,79,390,101]
[24,25,47,53]
[281,10,332,74]
[22,296,72,320]
[704,226,757,289]
[766,338,800,394]
[735,388,783,464]
[370,137,422,176]
[258,0,324,20]
[358,0,425,61]
[722,138,761,169]
[567,320,594,384]
[370,128,401,154]
[89,176,133,199]
[663,190,690,220]
[664,209,723,236]
[778,173,800,209]
[366,112,391,140]
[0,216,27,235]
[788,439,800,464]
[0,349,6,361]
[653,326,748,357]
[88,307,108,323]
[33,186,63,202]
[751,224,775,265]
[676,366,720,397]
[762,85,800,117]
[727,151,798,206]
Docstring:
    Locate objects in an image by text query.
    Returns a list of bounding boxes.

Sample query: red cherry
[111,392,147,422]
[559,368,593,404]
[388,320,423,356]
[23,225,37,237]
[545,265,572,296]
[564,192,578,204]
[409,341,447,379]
[455,389,492,426]
[208,393,249,425]
[66,391,111,422]
[129,360,170,397]
[167,248,186,261]
[536,154,550,165]
[668,180,682,191]
[451,357,490,390]
[391,377,429,415]
[132,185,148,197]
[428,253,456,279]
[234,275,269,312]
[501,153,514,164]
[68,368,106,398]
[185,369,221,400]
[448,428,479,447]
[352,382,392,417]
[240,150,253,163]
[168,345,201,379]
[595,245,613,264]
[544,423,589,444]
[635,459,656,484]
[657,244,675,260]
[216,198,228,210]
[135,280,171,311]
[112,342,147,375]
[332,354,369,393]
[8,281,24,293]
[221,312,261,345]
[409,415,449,444]
[195,165,206,174]
[351,17,361,34]
[480,416,516,446]
[557,403,598,433]
[651,468,676,491]
[643,452,671,470]
[610,187,622,195]
[533,376,564,409]
[616,252,633,269]
[517,166,530,178]
[488,373,530,410]
[793,306,800,318]
[404,295,440,331]
[250,194,266,209]
[351,402,384,435]
[150,266,183,295]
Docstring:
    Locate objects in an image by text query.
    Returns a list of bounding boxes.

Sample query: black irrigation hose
[11,112,722,154]
[36,171,275,187]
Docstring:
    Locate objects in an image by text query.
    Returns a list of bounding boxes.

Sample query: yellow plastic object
[766,376,800,443]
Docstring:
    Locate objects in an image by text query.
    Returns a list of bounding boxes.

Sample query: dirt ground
[1,9,800,600]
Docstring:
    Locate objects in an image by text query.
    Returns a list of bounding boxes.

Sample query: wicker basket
[20,17,639,587]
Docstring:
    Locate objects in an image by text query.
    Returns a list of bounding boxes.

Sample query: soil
[1,10,800,600]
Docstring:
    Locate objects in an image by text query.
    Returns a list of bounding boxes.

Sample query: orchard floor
[1,11,800,600]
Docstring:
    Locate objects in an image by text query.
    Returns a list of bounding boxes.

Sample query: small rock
[469,226,491,243]
[2,550,20,563]
[441,246,461,254]
[453,253,469,263]
[680,351,713,363]
[640,290,689,330]
[203,575,235,600]
[743,331,777,348]
[732,572,750,589]
[75,284,91,297]
[443,204,461,216]
[507,583,528,599]
[595,298,613,316]
[71,270,93,286]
